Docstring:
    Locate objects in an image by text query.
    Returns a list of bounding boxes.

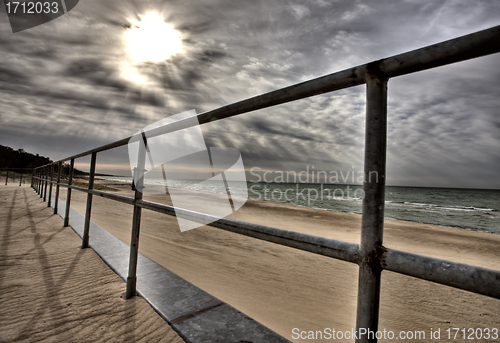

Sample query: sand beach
[0,184,185,343]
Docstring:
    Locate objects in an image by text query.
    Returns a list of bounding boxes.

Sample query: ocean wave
[325,195,362,201]
[387,201,494,212]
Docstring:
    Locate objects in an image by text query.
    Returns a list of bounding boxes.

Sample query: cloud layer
[0,0,499,188]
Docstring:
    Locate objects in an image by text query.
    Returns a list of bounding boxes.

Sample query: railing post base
[126,276,137,299]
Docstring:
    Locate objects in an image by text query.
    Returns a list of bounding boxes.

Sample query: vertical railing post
[43,167,48,201]
[41,169,45,198]
[47,165,54,208]
[36,169,40,193]
[126,135,147,299]
[54,162,62,214]
[19,170,23,186]
[64,159,75,227]
[5,169,8,185]
[355,70,388,343]
[82,153,97,249]
[30,169,33,188]
[40,169,43,197]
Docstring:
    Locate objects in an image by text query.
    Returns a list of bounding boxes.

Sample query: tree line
[0,145,52,169]
[0,145,85,175]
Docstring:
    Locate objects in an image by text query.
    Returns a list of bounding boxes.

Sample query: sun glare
[125,13,182,63]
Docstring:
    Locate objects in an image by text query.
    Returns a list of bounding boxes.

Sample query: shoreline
[272,201,500,236]
[95,177,499,236]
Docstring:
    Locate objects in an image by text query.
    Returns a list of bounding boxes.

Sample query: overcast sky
[1,0,499,188]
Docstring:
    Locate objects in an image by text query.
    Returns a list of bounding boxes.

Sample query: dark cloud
[249,120,317,142]
[197,49,230,63]
[176,21,214,35]
[0,67,30,84]
[64,59,105,76]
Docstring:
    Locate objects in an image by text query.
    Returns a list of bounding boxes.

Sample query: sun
[125,13,182,63]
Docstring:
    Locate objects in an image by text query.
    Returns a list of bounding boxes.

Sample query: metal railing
[1,167,32,186]
[30,25,500,343]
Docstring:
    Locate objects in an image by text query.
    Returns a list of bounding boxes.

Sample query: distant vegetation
[0,145,118,191]
[0,145,86,176]
[0,145,52,169]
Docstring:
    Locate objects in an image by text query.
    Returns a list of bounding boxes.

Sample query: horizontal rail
[384,249,500,299]
[89,188,136,205]
[33,24,500,167]
[33,176,500,299]
[35,177,361,264]
[137,200,500,299]
[37,179,136,205]
[137,199,360,264]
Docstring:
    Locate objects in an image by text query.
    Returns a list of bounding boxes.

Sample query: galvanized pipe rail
[32,177,500,299]
[30,25,500,343]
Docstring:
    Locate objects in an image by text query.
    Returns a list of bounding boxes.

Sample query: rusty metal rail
[30,25,500,343]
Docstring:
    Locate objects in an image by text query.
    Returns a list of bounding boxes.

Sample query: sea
[99,176,499,235]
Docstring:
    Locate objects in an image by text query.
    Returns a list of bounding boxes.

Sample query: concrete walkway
[0,184,185,343]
